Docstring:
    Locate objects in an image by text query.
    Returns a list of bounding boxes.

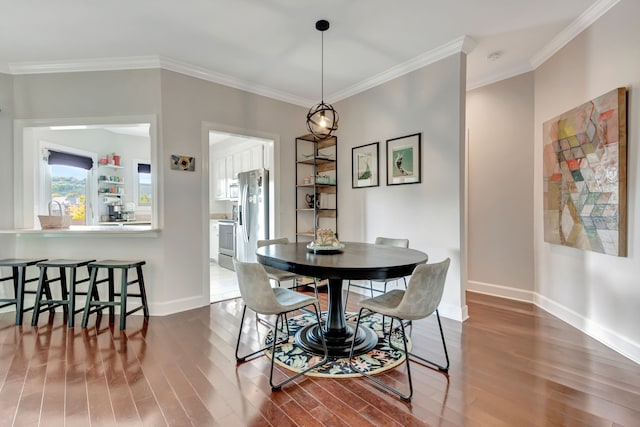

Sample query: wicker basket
[38,201,72,229]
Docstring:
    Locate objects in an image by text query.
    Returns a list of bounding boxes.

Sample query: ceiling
[1,0,616,107]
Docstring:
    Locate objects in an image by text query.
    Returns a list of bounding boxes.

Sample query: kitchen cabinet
[295,134,337,242]
[213,144,265,200]
[210,220,219,261]
[213,156,227,200]
[250,145,264,170]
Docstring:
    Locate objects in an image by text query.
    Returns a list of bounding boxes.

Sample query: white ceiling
[0,0,617,106]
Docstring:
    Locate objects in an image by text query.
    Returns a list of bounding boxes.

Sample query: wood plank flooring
[1,290,639,426]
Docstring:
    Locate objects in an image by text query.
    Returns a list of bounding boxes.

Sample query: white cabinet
[250,145,264,170]
[210,220,219,261]
[212,143,266,200]
[213,157,227,200]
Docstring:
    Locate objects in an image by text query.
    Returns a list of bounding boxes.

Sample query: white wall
[335,54,468,321]
[534,0,640,362]
[466,72,535,298]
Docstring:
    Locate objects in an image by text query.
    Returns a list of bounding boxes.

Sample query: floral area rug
[264,312,411,378]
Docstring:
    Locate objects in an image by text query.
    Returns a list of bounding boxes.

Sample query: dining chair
[348,258,451,402]
[233,258,328,390]
[344,237,410,311]
[258,238,321,306]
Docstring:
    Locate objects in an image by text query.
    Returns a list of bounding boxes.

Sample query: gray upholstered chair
[258,237,320,302]
[348,258,451,401]
[344,237,410,310]
[233,258,328,390]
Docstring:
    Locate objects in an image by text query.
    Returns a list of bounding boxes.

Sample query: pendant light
[306,19,339,140]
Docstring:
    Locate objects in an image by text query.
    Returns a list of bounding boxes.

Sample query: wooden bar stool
[0,258,49,325]
[81,260,149,330]
[31,259,97,328]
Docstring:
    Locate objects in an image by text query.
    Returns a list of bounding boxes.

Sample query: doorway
[208,129,275,303]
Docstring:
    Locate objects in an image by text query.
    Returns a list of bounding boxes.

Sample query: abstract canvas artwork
[542,88,627,256]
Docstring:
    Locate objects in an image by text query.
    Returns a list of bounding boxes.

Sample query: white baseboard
[349,280,468,321]
[148,295,210,316]
[467,280,536,303]
[467,281,640,365]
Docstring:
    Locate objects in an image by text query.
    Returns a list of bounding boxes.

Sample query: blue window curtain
[47,150,94,170]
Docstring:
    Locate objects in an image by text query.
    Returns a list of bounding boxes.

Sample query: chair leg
[389,309,449,373]
[349,310,414,401]
[235,306,289,363]
[270,303,328,391]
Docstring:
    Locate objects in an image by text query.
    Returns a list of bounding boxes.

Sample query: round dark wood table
[256,241,428,356]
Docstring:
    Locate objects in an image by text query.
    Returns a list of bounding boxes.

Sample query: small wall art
[386,133,421,186]
[170,154,195,172]
[352,142,379,188]
[542,87,627,256]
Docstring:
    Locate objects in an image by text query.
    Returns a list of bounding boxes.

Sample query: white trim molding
[328,35,476,103]
[467,284,640,365]
[148,295,210,317]
[530,0,621,68]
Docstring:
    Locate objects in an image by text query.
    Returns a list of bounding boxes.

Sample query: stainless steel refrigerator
[236,168,269,262]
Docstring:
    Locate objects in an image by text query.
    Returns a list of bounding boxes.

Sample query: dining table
[256,241,428,357]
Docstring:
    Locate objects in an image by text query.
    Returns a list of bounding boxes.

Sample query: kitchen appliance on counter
[236,168,269,262]
[108,203,124,221]
[218,219,236,270]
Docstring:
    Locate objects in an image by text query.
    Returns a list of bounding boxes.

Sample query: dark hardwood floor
[1,290,639,426]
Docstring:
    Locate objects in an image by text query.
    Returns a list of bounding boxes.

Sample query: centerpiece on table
[307,228,345,253]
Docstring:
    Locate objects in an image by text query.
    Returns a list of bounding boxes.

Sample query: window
[41,147,96,226]
[137,163,152,206]
[16,118,156,230]
[50,164,89,225]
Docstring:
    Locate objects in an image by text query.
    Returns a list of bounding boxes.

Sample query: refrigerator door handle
[240,186,249,242]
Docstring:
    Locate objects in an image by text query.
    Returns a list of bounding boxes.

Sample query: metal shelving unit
[294,134,338,242]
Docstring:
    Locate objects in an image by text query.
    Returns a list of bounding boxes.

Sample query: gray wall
[335,54,468,320]
[0,73,15,257]
[466,72,535,297]
[465,0,640,362]
[3,68,307,314]
[534,0,640,361]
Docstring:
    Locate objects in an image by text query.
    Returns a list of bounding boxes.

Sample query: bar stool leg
[58,267,69,320]
[15,266,26,326]
[81,267,100,328]
[137,265,150,317]
[120,268,128,330]
[66,266,75,327]
[31,266,47,326]
[108,269,115,317]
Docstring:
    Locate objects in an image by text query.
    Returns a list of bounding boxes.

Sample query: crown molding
[157,57,310,107]
[6,54,310,107]
[328,35,476,103]
[8,56,161,74]
[466,63,534,92]
[530,0,621,68]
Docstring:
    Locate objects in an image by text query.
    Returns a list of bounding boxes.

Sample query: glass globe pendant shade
[306,101,339,140]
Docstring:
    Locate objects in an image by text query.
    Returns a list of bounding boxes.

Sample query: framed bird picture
[352,142,379,188]
[386,133,421,185]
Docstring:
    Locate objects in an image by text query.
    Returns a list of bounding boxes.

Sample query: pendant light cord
[321,30,324,103]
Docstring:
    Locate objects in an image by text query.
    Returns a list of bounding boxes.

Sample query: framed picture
[386,133,421,185]
[170,154,195,171]
[542,87,627,256]
[352,142,379,188]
